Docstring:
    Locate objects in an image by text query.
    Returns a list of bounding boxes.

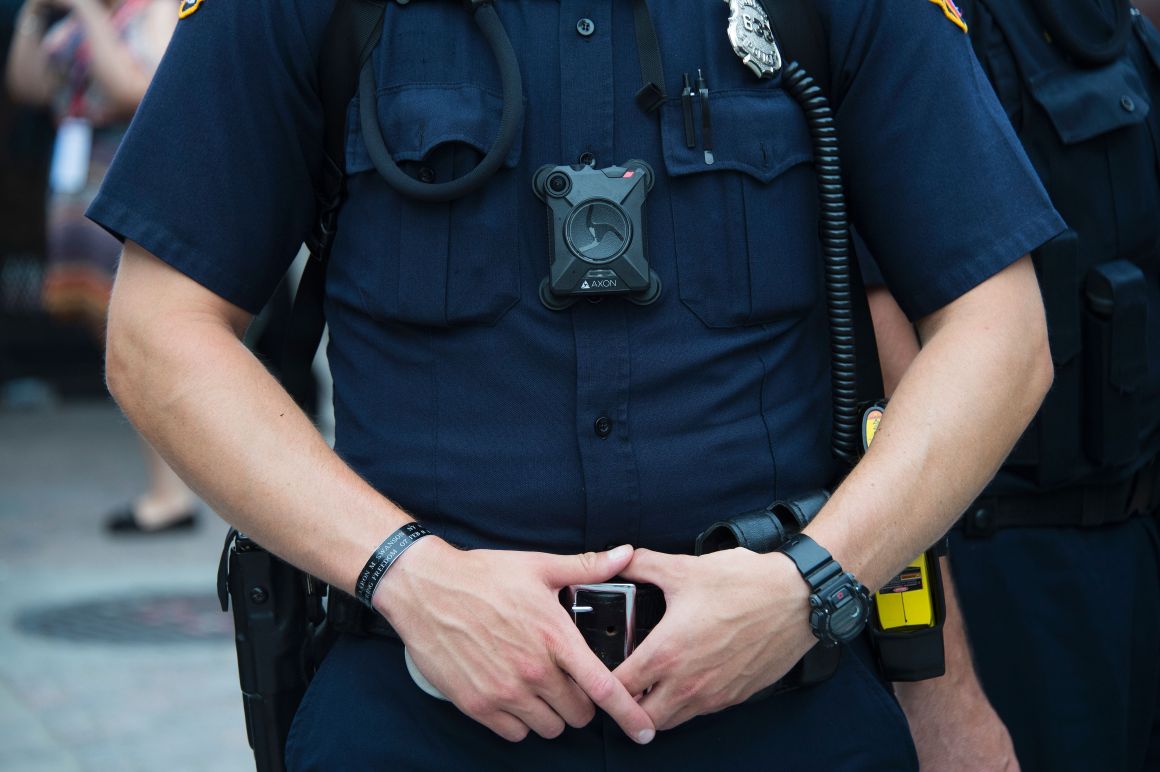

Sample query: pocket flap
[345,83,524,174]
[660,89,813,182]
[1026,58,1150,145]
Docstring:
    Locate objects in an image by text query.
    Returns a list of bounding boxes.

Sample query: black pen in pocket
[682,73,696,149]
[697,69,714,165]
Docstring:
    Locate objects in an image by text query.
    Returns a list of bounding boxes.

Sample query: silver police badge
[724,0,782,79]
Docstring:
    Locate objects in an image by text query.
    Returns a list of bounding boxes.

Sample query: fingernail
[635,728,655,745]
[608,545,632,562]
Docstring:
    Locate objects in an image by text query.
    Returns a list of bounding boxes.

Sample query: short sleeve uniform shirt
[89,0,1063,555]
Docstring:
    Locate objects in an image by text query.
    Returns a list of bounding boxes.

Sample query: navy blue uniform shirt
[89,1,1061,556]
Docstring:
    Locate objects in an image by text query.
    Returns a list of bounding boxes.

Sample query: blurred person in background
[5,0,196,534]
[0,0,53,321]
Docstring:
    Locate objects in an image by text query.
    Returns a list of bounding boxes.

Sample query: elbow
[1034,334,1055,402]
[1008,254,1054,417]
[104,299,152,417]
[104,313,134,412]
[1023,308,1055,416]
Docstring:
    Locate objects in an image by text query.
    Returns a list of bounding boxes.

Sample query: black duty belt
[962,453,1160,537]
[328,581,665,670]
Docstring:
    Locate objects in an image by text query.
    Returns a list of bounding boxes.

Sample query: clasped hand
[614,548,818,731]
[375,540,815,743]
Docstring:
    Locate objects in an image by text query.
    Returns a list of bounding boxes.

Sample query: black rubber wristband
[355,523,432,608]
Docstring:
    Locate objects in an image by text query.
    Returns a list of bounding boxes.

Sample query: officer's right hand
[372,538,657,745]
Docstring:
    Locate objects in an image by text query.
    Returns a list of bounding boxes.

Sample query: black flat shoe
[104,507,199,535]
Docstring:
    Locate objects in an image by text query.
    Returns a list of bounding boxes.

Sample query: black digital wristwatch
[778,534,871,647]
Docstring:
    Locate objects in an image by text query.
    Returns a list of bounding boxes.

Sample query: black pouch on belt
[694,490,840,698]
[1083,259,1147,467]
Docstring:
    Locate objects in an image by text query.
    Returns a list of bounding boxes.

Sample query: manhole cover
[14,591,232,644]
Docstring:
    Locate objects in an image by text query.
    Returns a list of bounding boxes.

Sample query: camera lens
[547,173,570,196]
[564,200,631,263]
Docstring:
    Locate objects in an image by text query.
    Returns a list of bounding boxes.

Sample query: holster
[867,546,947,682]
[217,530,333,772]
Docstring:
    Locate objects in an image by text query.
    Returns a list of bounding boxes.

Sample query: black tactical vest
[959,0,1160,494]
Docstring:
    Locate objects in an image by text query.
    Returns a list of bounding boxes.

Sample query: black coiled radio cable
[781,61,860,468]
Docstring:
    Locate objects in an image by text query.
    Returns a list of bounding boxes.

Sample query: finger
[538,671,597,729]
[616,548,680,589]
[479,711,531,743]
[639,684,699,732]
[540,544,634,587]
[611,626,664,699]
[506,697,567,740]
[553,635,656,744]
[537,668,597,728]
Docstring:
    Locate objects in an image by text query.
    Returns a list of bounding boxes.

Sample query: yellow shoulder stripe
[178,0,203,20]
[927,0,968,34]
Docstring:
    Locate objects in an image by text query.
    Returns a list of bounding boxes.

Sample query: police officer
[864,1,1160,770]
[96,0,1061,768]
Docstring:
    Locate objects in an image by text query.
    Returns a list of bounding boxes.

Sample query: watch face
[827,592,869,641]
[816,574,870,644]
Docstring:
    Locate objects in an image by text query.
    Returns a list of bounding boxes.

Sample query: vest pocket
[341,83,524,327]
[660,88,821,328]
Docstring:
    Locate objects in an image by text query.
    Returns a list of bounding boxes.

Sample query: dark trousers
[285,632,917,770]
[950,515,1160,772]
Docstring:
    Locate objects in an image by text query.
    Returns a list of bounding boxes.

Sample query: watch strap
[780,534,841,590]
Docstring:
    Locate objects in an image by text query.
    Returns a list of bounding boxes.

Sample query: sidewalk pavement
[1,401,254,772]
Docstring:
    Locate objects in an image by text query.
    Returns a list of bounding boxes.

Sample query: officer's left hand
[613,548,816,731]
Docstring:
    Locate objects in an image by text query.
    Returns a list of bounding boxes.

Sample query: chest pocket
[340,83,524,327]
[661,88,821,328]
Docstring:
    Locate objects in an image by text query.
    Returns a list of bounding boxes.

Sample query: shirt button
[594,416,612,438]
[417,166,436,183]
[1121,95,1136,112]
[578,151,596,166]
[576,18,595,37]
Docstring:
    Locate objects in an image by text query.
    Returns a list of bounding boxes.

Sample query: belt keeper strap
[355,523,432,608]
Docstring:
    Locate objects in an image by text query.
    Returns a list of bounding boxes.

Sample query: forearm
[6,3,56,106]
[106,243,414,594]
[805,257,1052,591]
